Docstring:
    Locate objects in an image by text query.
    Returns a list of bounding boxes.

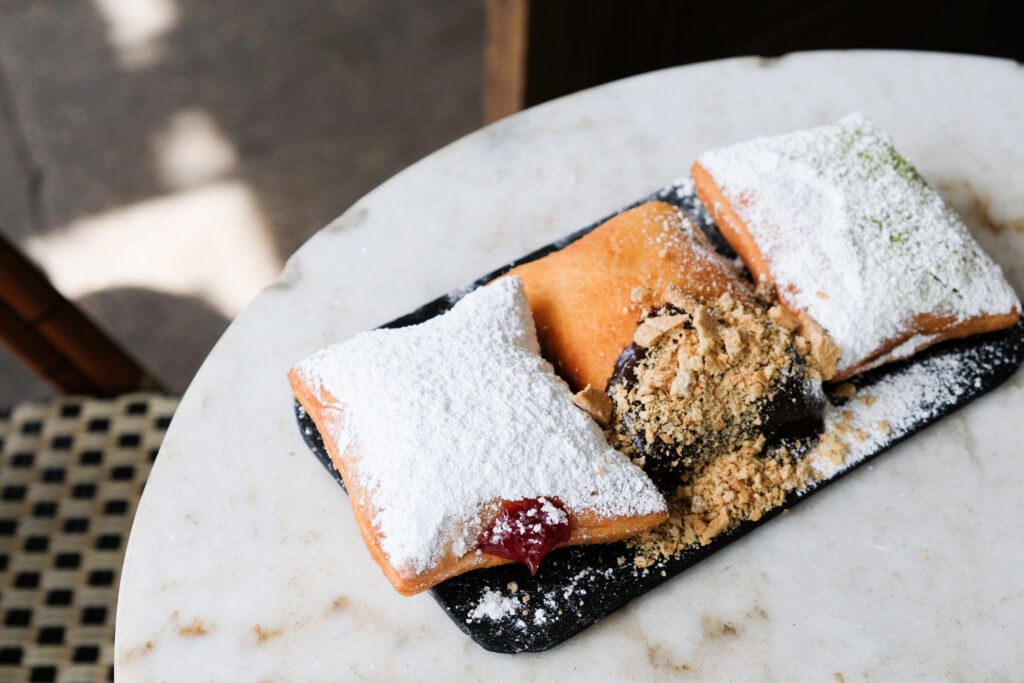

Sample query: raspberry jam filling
[477,497,572,574]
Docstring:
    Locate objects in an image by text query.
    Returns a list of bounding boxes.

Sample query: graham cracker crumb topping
[817,433,848,466]
[630,286,653,303]
[572,385,613,425]
[609,292,814,465]
[768,304,800,332]
[833,382,856,399]
[633,314,689,348]
[805,321,841,381]
[606,291,825,564]
[625,435,816,560]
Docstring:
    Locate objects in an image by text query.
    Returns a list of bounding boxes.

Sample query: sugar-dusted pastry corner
[505,200,753,392]
[289,276,667,595]
[693,113,1021,381]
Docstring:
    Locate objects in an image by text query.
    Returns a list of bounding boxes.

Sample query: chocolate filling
[605,304,824,487]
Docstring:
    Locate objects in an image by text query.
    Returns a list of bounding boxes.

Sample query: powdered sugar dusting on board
[466,588,521,622]
[293,277,666,577]
[697,113,1020,375]
[464,566,617,627]
[671,175,696,198]
[809,336,1015,478]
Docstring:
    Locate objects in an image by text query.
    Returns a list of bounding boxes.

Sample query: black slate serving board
[294,180,1024,653]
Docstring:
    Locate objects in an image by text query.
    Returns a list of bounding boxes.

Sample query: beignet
[505,201,753,392]
[693,113,1021,381]
[606,291,825,489]
[289,277,667,595]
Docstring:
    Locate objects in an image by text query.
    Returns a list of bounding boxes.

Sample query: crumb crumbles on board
[603,287,834,565]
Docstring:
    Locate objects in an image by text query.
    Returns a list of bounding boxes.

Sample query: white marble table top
[116,51,1024,681]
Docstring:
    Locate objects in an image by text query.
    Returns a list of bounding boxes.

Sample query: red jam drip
[477,497,572,575]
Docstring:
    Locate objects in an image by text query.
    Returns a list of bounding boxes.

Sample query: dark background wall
[518,0,1023,109]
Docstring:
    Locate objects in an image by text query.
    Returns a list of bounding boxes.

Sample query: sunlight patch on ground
[26,180,282,319]
[91,0,179,68]
[153,109,238,190]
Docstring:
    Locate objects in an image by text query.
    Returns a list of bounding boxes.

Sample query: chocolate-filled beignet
[605,290,825,487]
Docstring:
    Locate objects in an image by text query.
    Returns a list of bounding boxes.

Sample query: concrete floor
[0,0,484,406]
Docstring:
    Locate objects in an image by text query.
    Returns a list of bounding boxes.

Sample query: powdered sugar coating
[698,113,1020,375]
[293,277,666,577]
[539,497,568,526]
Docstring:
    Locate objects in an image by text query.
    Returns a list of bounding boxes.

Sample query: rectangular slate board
[295,180,1024,653]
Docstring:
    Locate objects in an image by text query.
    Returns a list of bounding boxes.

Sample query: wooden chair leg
[0,232,160,396]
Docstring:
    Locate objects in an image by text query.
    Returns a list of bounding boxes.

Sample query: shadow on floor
[77,287,231,394]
